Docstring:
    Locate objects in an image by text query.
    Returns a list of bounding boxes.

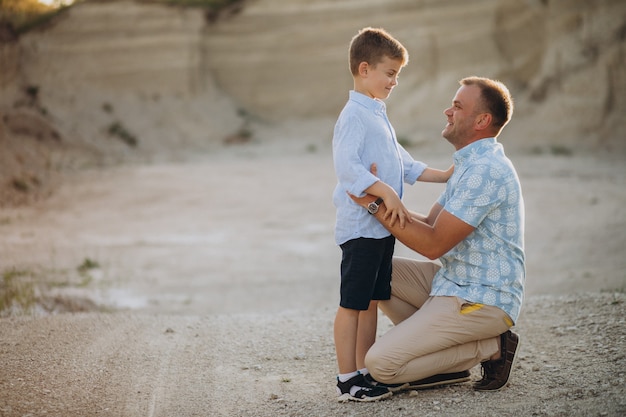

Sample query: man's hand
[370,162,379,177]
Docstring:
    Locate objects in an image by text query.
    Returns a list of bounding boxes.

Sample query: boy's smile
[355,56,403,100]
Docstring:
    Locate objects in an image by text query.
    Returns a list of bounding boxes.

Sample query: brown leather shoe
[474,330,520,391]
[407,370,471,390]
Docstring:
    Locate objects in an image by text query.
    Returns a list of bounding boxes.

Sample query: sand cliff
[0,0,625,205]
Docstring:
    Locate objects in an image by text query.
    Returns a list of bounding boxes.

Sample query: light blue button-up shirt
[431,138,525,322]
[332,91,427,246]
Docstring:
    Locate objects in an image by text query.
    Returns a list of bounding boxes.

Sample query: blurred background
[0,0,625,317]
[1,0,625,206]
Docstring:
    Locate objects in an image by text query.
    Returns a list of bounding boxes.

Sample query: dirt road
[1,146,625,416]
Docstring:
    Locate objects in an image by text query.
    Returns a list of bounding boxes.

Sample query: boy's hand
[355,162,412,228]
[348,191,412,229]
[380,193,411,228]
[370,163,411,228]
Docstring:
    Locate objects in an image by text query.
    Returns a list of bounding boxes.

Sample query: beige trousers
[366,257,514,384]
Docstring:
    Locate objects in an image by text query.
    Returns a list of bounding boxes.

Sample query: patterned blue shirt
[332,91,426,245]
[431,138,525,322]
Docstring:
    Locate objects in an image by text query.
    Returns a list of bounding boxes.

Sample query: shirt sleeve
[442,163,505,227]
[398,143,427,184]
[332,113,379,197]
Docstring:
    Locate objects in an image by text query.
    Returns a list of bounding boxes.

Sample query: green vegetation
[77,258,99,274]
[11,177,30,192]
[396,135,413,148]
[549,145,573,156]
[0,258,103,316]
[11,174,41,193]
[24,84,39,99]
[530,145,574,156]
[150,0,240,7]
[0,0,244,34]
[77,257,99,285]
[0,269,36,315]
[0,0,70,34]
[107,121,139,147]
[102,102,114,114]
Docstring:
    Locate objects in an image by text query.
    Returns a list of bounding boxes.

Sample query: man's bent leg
[367,295,511,384]
[378,258,439,325]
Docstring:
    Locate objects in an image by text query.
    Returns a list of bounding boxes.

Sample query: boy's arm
[404,199,445,224]
[364,180,412,229]
[408,210,428,224]
[416,164,455,183]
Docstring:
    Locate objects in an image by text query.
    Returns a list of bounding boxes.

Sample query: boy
[332,27,453,402]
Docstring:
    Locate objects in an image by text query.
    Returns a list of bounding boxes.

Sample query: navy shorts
[339,235,395,310]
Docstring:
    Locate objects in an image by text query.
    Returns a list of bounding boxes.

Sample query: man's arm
[351,195,474,260]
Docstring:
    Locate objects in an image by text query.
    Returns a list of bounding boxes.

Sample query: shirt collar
[349,90,386,115]
[453,137,497,165]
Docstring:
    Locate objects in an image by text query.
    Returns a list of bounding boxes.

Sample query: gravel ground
[1,149,625,416]
[0,293,624,416]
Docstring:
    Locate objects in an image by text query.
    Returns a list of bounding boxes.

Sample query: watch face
[368,202,378,214]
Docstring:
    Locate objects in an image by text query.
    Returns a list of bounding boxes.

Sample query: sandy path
[1,294,624,416]
[1,145,625,416]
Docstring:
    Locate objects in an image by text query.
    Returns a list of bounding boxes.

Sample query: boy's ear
[358,61,369,77]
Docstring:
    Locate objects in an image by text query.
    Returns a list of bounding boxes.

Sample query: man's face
[442,84,481,147]
[360,56,403,100]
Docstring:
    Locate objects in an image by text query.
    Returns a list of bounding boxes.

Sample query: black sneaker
[407,370,471,390]
[336,374,392,402]
[474,330,520,391]
[363,373,409,393]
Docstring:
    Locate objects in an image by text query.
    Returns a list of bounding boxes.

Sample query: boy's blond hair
[349,27,408,75]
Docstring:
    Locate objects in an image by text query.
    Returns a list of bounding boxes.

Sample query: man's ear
[358,61,369,77]
[474,113,492,131]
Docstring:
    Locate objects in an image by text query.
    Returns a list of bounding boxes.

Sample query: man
[350,76,525,392]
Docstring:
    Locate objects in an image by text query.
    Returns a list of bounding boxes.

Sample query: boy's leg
[334,306,359,374]
[334,305,391,402]
[334,237,394,401]
[339,236,394,372]
[355,300,378,370]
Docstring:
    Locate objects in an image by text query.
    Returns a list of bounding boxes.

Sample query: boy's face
[356,56,403,100]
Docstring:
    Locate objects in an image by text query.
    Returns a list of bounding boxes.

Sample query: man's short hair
[461,76,514,130]
[349,27,408,75]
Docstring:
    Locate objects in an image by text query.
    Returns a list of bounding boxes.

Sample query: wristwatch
[367,197,384,215]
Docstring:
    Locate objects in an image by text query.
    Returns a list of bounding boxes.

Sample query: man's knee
[364,344,397,383]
